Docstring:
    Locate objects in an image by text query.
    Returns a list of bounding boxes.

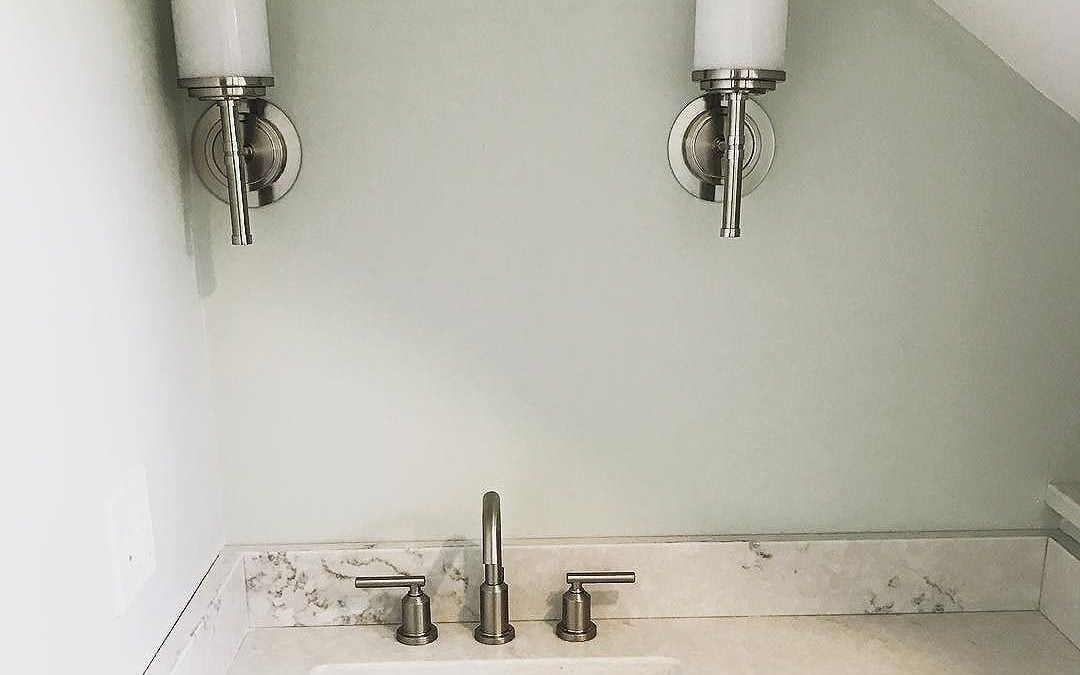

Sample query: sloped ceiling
[933,0,1080,123]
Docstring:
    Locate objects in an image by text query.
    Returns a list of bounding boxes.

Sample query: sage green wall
[193,0,1080,543]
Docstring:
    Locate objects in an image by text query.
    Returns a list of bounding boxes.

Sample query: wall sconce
[669,0,788,238]
[171,0,302,246]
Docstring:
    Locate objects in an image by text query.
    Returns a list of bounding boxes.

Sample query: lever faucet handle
[566,572,636,587]
[556,571,636,642]
[354,575,438,646]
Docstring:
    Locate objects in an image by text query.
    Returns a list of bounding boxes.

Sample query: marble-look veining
[227,613,1080,675]
[245,545,481,627]
[1041,535,1080,649]
[146,551,249,675]
[243,534,1046,628]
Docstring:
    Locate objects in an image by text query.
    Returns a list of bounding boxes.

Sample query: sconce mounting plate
[192,99,302,208]
[668,94,775,203]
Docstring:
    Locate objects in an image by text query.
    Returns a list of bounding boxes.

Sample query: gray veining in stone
[245,546,483,627]
[242,534,1047,628]
[147,552,249,675]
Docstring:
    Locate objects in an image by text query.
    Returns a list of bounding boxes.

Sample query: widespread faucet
[474,491,515,644]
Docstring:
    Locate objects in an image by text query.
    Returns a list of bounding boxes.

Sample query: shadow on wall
[151,0,218,296]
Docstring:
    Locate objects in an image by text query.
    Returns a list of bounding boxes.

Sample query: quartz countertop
[228,612,1080,674]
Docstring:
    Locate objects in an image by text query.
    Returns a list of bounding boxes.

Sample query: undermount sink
[310,657,684,675]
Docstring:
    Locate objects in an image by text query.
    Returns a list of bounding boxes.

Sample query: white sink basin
[311,657,684,675]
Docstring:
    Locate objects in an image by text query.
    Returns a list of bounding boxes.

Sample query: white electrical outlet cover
[107,464,158,616]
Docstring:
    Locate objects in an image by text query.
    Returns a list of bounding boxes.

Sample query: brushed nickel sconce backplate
[192,98,302,208]
[668,93,775,204]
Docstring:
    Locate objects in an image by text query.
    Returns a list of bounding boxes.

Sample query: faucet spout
[475,490,515,644]
[481,491,502,580]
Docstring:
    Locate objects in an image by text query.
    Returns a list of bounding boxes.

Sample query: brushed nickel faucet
[474,491,515,644]
[555,571,636,642]
[354,575,438,646]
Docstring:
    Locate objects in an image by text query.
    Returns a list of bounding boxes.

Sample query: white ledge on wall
[1047,482,1080,535]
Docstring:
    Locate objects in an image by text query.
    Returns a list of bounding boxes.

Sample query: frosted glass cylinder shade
[172,0,273,79]
[693,0,788,71]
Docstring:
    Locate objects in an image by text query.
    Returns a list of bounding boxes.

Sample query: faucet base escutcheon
[474,624,516,646]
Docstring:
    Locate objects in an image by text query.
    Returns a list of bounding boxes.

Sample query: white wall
[933,0,1080,123]
[0,2,222,674]
[202,0,1080,544]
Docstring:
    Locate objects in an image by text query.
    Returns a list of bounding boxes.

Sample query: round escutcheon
[668,94,776,203]
[192,99,302,207]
